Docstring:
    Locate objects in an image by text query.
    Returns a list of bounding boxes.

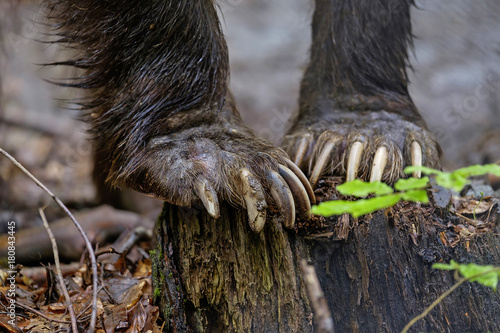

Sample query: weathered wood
[153,203,313,332]
[153,178,500,332]
[306,179,500,332]
[308,210,500,332]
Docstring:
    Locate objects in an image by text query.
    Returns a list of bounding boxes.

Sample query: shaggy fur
[302,0,414,101]
[45,0,228,166]
[44,0,292,207]
[284,0,441,183]
[43,0,441,205]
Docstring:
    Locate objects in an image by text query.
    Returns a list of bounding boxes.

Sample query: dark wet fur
[300,0,420,119]
[43,0,299,208]
[284,0,441,183]
[45,0,228,197]
[309,0,413,94]
[43,0,441,204]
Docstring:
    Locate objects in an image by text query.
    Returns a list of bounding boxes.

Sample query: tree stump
[153,178,500,332]
[152,202,313,332]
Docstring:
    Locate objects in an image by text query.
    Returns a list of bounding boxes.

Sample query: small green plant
[310,164,500,332]
[407,164,500,191]
[311,177,429,217]
[311,164,500,218]
[433,260,500,291]
[402,261,500,333]
[309,164,500,332]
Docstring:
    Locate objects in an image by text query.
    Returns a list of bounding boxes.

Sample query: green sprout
[312,164,500,218]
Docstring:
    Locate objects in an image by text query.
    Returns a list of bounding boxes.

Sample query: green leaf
[432,172,455,190]
[405,167,467,192]
[453,164,500,178]
[405,164,500,192]
[432,260,460,271]
[404,166,444,176]
[441,173,469,192]
[458,263,499,291]
[312,194,402,217]
[400,190,429,203]
[348,195,402,217]
[337,179,394,197]
[394,177,430,191]
[311,194,402,217]
[433,261,500,291]
[311,200,356,217]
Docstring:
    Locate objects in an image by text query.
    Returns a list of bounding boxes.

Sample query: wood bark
[152,203,313,332]
[153,178,500,332]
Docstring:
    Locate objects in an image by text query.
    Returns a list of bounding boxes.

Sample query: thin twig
[76,303,92,320]
[19,263,80,285]
[401,267,500,333]
[0,312,30,319]
[300,260,335,333]
[15,302,70,324]
[0,147,98,333]
[100,226,152,264]
[39,208,78,333]
[95,247,121,257]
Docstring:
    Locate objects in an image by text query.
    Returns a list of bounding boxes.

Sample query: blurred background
[221,0,500,167]
[1,0,499,226]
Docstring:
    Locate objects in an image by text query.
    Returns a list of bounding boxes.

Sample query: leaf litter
[1,243,162,332]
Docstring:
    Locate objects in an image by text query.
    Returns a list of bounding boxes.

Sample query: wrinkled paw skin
[283,110,442,186]
[113,121,315,233]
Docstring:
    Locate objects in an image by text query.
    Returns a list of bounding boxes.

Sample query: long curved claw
[267,170,296,229]
[240,168,267,233]
[411,141,422,178]
[310,141,335,187]
[369,146,388,182]
[278,164,312,219]
[346,141,364,182]
[284,159,316,205]
[293,134,312,167]
[194,178,220,219]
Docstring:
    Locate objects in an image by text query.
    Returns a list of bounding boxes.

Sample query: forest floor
[1,1,499,332]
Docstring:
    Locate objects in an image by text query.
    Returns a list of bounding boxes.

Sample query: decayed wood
[308,210,500,332]
[153,203,313,332]
[154,177,500,332]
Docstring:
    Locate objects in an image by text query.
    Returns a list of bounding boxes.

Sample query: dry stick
[0,311,29,320]
[77,303,93,320]
[15,302,71,324]
[300,260,335,333]
[20,263,80,285]
[401,267,500,333]
[98,226,152,263]
[39,208,78,333]
[0,147,98,333]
